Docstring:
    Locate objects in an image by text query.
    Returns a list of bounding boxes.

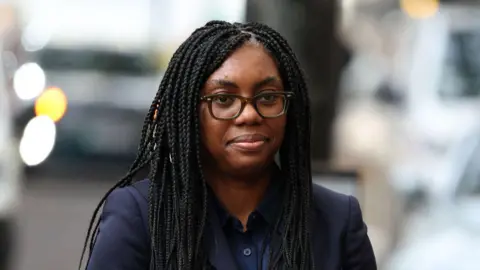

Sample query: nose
[234,102,263,125]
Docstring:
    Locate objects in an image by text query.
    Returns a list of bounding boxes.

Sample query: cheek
[199,107,211,142]
[270,116,287,148]
[199,107,228,152]
[276,116,287,136]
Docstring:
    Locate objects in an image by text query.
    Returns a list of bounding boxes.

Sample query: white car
[0,40,22,270]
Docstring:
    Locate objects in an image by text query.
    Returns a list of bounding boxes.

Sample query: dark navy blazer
[87,179,377,270]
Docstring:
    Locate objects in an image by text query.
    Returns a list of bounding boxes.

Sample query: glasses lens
[210,95,242,119]
[255,93,287,117]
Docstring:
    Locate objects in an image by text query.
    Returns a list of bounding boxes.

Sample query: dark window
[438,31,480,99]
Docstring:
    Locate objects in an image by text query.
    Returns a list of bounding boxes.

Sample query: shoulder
[310,183,365,236]
[109,179,149,201]
[100,179,150,231]
[111,179,150,224]
[311,183,353,223]
[311,184,377,269]
[104,179,149,214]
[129,178,150,201]
[87,179,151,269]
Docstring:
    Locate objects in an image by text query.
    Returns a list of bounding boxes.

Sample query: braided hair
[80,20,314,270]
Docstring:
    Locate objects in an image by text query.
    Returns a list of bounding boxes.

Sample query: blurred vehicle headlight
[13,62,46,100]
[34,87,68,122]
[19,116,56,167]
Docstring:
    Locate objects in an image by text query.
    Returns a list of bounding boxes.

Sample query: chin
[225,155,273,175]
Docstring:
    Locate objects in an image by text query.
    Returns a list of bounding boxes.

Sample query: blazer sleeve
[86,187,150,270]
[342,196,377,270]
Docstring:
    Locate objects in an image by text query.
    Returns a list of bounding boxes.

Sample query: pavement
[11,161,128,270]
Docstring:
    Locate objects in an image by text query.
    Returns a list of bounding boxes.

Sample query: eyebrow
[208,76,282,90]
[254,76,281,89]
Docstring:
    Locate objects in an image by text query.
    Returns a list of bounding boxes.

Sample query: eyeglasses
[200,91,295,120]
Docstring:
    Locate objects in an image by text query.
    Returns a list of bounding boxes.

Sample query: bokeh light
[34,87,68,122]
[19,115,57,167]
[13,62,46,100]
[400,0,440,19]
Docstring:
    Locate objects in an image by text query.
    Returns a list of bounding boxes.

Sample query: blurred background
[1,0,480,269]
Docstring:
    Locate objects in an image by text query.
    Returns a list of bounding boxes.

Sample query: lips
[228,134,270,152]
[229,134,269,144]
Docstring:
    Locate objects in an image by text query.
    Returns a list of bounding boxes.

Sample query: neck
[206,166,273,230]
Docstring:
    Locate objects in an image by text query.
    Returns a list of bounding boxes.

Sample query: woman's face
[199,43,287,176]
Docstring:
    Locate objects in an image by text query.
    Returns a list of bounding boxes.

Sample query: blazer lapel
[203,203,239,270]
[269,210,328,270]
[311,209,329,269]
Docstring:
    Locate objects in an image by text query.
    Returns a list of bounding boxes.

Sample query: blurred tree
[246,0,351,164]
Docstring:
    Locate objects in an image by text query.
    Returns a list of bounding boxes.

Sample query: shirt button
[243,248,252,257]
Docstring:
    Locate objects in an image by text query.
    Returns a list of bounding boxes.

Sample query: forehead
[207,43,281,83]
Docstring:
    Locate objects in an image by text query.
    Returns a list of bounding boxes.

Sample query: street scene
[2,0,480,269]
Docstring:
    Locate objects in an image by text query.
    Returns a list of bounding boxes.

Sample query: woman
[80,21,376,270]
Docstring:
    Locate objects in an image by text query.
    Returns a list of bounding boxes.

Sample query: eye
[257,94,279,103]
[212,95,235,105]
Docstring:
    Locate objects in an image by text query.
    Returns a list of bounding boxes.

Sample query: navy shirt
[211,178,283,270]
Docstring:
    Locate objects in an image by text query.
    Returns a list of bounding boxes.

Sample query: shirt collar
[209,166,285,228]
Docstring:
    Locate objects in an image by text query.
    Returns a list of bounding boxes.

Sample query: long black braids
[80,20,314,270]
[241,22,313,269]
